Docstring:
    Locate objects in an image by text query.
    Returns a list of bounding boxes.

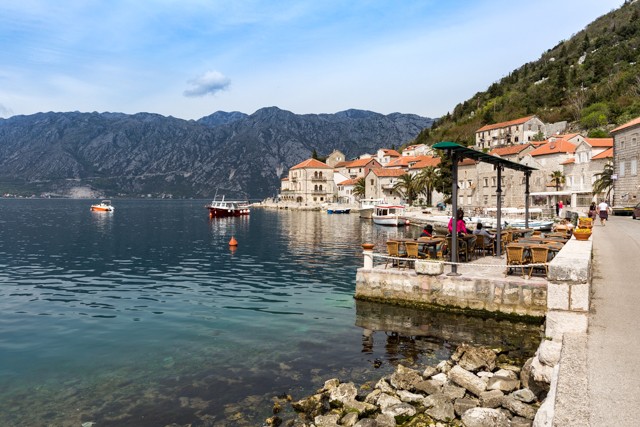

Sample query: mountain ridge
[0,108,433,199]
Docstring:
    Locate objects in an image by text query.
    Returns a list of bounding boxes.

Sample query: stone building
[475,116,545,150]
[611,116,640,207]
[364,169,406,205]
[279,158,334,205]
[561,138,613,209]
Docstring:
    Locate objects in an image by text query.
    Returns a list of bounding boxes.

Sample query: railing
[311,177,327,182]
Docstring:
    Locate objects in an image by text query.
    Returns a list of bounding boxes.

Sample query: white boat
[327,206,351,214]
[372,204,409,226]
[90,200,114,212]
[206,196,251,218]
[359,198,386,219]
[505,220,554,231]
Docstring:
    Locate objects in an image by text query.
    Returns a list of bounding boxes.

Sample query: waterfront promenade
[554,215,640,426]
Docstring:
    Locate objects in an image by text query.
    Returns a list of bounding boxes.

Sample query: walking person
[598,200,611,226]
[558,200,564,218]
[588,202,598,220]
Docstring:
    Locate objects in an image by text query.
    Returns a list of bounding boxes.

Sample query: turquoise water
[0,199,541,426]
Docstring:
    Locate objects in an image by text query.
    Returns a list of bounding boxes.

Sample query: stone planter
[415,260,444,275]
[361,243,375,250]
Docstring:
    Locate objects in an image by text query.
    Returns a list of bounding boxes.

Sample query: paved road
[587,215,640,426]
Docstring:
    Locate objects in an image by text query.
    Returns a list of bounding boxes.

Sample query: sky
[0,0,625,120]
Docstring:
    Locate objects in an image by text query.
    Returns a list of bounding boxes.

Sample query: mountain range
[0,107,433,199]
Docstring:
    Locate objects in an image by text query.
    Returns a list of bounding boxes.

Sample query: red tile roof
[611,116,640,133]
[560,158,575,165]
[337,178,360,186]
[281,177,289,181]
[476,116,536,132]
[371,169,407,177]
[409,156,441,169]
[334,161,350,168]
[346,158,380,168]
[592,148,613,160]
[381,149,401,157]
[291,158,332,170]
[529,139,576,157]
[488,144,533,157]
[584,138,613,147]
[458,158,477,166]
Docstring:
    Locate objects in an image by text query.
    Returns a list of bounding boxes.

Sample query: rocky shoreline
[266,343,553,427]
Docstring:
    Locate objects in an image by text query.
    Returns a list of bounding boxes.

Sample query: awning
[530,191,572,196]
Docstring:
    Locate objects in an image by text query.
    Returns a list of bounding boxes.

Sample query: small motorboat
[327,206,351,214]
[90,200,114,212]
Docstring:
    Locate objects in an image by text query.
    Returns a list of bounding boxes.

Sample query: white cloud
[183,70,231,97]
[0,103,13,117]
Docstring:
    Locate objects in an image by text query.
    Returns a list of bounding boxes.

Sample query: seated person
[447,208,469,236]
[472,222,495,245]
[420,224,434,238]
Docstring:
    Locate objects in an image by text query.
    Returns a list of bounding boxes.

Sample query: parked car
[633,202,640,220]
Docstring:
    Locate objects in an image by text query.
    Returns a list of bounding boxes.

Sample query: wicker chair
[529,245,550,278]
[505,245,527,278]
[404,241,425,267]
[476,234,495,256]
[385,241,406,269]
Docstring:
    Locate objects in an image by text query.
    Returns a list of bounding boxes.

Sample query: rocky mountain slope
[0,107,433,199]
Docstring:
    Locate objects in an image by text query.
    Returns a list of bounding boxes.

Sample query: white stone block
[545,311,588,341]
[547,283,569,310]
[415,260,444,275]
[570,283,590,312]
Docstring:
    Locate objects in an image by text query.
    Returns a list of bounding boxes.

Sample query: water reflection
[355,300,543,365]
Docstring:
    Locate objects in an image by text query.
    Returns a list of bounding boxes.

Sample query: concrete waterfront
[555,216,640,426]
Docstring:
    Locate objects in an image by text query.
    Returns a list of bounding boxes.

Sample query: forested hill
[416,0,640,146]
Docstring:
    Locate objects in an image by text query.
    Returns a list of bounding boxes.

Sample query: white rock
[537,340,562,367]
[461,407,510,427]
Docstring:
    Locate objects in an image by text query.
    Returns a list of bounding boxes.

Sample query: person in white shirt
[598,200,611,226]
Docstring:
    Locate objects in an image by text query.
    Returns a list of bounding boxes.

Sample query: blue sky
[0,0,624,120]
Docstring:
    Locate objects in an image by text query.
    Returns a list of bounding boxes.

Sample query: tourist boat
[206,197,250,217]
[90,200,114,212]
[358,198,386,219]
[506,220,554,231]
[327,206,351,214]
[372,204,409,226]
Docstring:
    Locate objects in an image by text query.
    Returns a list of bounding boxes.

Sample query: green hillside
[417,0,640,146]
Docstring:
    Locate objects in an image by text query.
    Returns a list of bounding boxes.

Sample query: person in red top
[448,208,469,235]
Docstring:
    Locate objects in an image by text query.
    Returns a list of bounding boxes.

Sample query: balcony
[311,177,327,182]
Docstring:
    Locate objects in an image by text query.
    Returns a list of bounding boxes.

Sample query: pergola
[432,142,538,275]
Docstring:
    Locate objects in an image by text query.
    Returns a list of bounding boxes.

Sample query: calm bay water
[0,199,542,426]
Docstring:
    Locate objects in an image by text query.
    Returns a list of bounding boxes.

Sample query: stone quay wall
[355,265,548,319]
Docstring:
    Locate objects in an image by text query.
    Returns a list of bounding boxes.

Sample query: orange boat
[90,200,114,212]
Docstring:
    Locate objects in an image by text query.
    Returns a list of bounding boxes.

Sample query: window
[370,179,374,185]
[632,158,638,176]
[483,178,489,187]
[491,177,496,186]
[620,161,626,177]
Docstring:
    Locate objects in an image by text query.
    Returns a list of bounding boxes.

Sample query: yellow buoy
[229,236,238,246]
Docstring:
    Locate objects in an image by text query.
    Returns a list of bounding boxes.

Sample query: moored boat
[372,204,409,226]
[206,197,250,218]
[90,200,114,212]
[358,198,386,219]
[327,206,351,214]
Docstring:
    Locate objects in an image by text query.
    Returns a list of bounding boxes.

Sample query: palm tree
[550,170,565,191]
[415,166,439,206]
[353,177,366,200]
[592,161,614,200]
[393,173,419,205]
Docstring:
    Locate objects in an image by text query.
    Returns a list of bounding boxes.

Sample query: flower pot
[574,232,591,241]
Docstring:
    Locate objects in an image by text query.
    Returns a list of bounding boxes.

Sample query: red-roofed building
[376,148,401,166]
[336,158,382,180]
[563,136,614,209]
[475,116,545,149]
[611,116,640,206]
[336,178,360,204]
[402,144,433,157]
[280,158,334,205]
[364,168,407,204]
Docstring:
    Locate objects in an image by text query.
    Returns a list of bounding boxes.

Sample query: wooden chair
[466,237,477,261]
[532,230,542,236]
[404,241,425,267]
[446,236,467,262]
[505,245,527,278]
[529,246,550,278]
[385,241,406,269]
[476,235,495,256]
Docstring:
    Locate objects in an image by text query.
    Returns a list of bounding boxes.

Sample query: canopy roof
[433,141,537,173]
